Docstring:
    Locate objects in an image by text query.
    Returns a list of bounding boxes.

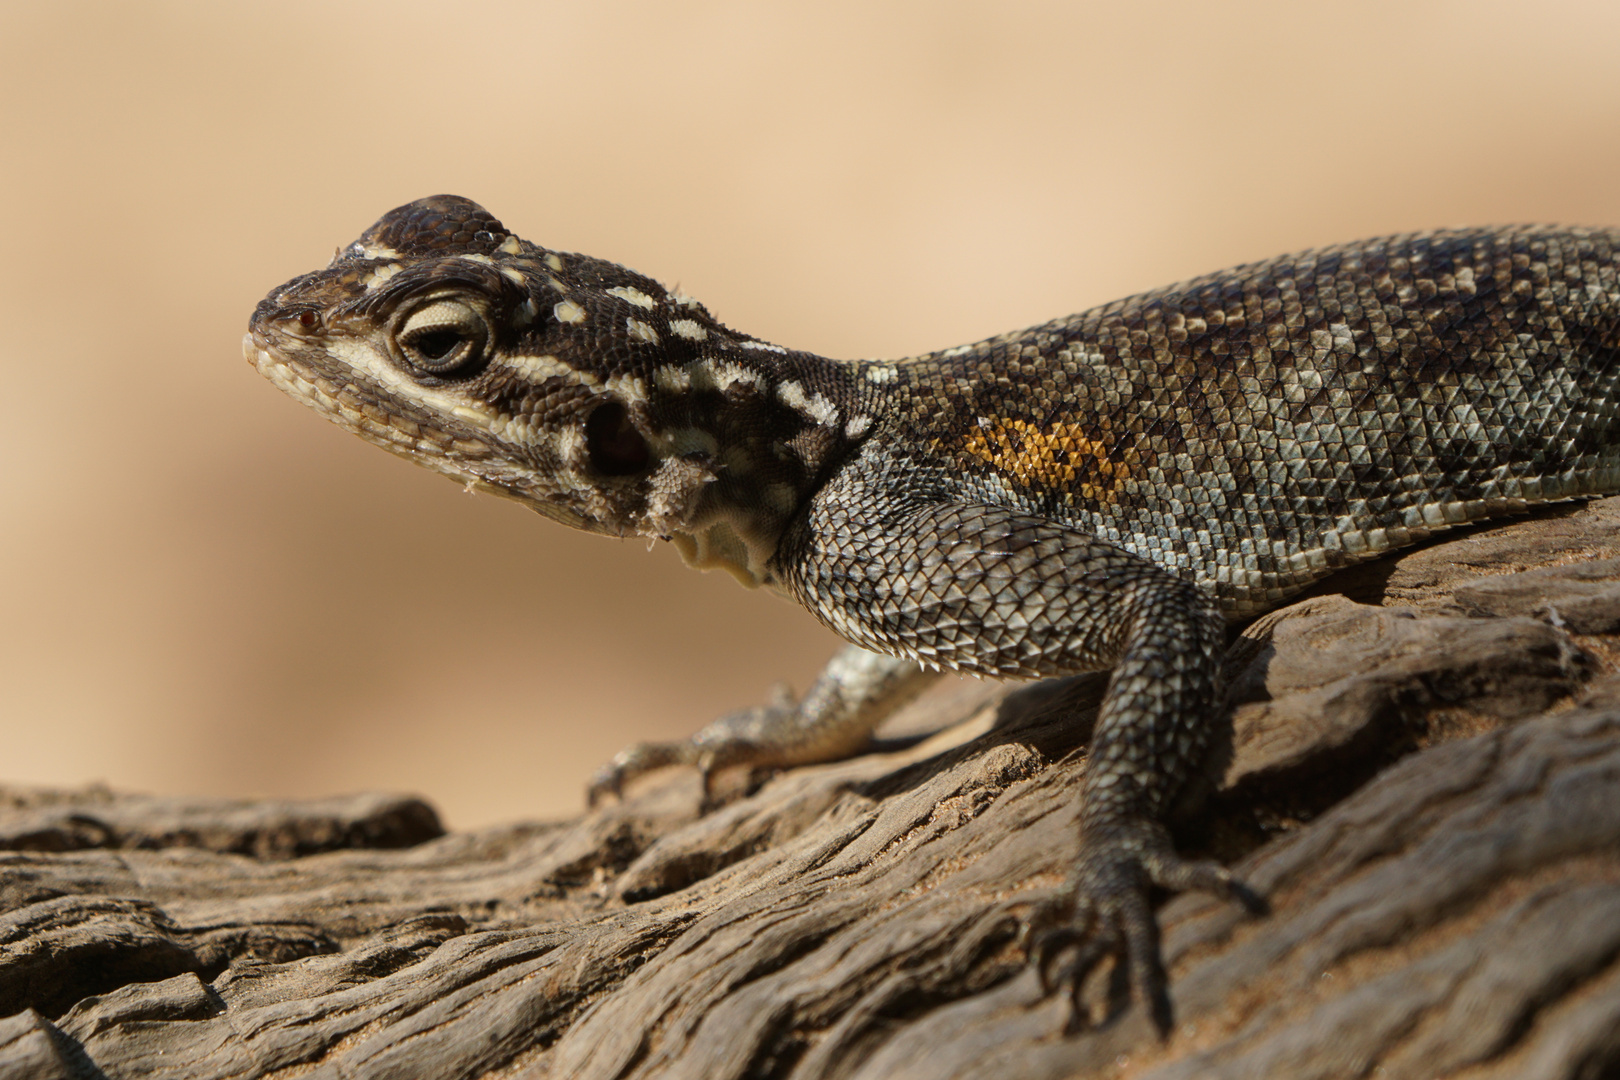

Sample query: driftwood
[4,499,1620,1080]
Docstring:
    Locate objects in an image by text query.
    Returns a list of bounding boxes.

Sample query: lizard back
[864,227,1620,614]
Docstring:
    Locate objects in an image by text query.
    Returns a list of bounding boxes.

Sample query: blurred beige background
[2,1,1617,829]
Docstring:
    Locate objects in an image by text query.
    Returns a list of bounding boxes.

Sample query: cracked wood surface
[3,498,1620,1080]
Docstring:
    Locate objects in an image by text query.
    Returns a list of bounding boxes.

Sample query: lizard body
[247,196,1620,1030]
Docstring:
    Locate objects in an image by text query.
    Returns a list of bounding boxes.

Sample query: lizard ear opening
[585,401,651,476]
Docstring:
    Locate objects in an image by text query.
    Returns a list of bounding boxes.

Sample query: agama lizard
[246,196,1620,1031]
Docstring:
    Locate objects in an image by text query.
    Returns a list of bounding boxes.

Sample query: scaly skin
[246,196,1620,1032]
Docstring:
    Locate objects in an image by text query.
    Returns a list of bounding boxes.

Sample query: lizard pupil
[411,329,462,361]
[585,402,651,476]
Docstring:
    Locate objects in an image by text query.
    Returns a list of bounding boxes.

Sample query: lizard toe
[585,741,692,807]
[1027,820,1258,1037]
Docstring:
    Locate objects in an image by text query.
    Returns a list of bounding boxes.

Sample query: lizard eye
[396,299,490,376]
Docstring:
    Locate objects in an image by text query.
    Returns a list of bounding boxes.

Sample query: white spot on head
[363,262,403,290]
[864,364,897,384]
[777,380,839,426]
[655,365,691,393]
[604,372,649,404]
[692,360,762,395]
[670,319,708,342]
[544,253,565,271]
[777,380,810,411]
[461,253,495,266]
[498,235,523,255]
[670,292,701,307]
[513,299,538,328]
[554,300,587,325]
[501,267,527,285]
[739,339,787,354]
[626,319,660,345]
[508,353,599,386]
[607,286,658,310]
[807,395,838,426]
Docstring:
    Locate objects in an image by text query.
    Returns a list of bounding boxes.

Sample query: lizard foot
[586,687,796,808]
[1021,817,1264,1036]
[587,648,926,809]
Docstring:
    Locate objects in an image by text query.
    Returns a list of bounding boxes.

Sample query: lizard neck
[633,341,872,590]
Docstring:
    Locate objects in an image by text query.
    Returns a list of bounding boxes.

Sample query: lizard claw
[585,761,627,808]
[1019,897,1087,994]
[586,742,691,808]
[1023,818,1262,1037]
[584,701,789,808]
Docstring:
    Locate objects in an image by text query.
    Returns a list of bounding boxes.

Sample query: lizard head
[246,195,754,540]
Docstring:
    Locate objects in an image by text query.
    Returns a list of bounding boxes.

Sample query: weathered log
[3,498,1620,1080]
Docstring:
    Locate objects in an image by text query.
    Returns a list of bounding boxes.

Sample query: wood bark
[4,498,1620,1080]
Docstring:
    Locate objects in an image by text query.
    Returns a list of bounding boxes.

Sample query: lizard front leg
[1022,575,1255,1035]
[775,473,1253,1033]
[587,645,936,805]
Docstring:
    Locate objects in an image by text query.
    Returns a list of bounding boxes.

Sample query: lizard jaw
[243,330,594,530]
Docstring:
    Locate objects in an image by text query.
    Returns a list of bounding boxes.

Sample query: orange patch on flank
[959,419,1126,500]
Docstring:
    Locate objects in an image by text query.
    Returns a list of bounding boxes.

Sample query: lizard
[245,195,1620,1033]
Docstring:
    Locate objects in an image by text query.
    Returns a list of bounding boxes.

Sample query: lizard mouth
[242,328,508,487]
[242,330,594,529]
[242,330,475,462]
